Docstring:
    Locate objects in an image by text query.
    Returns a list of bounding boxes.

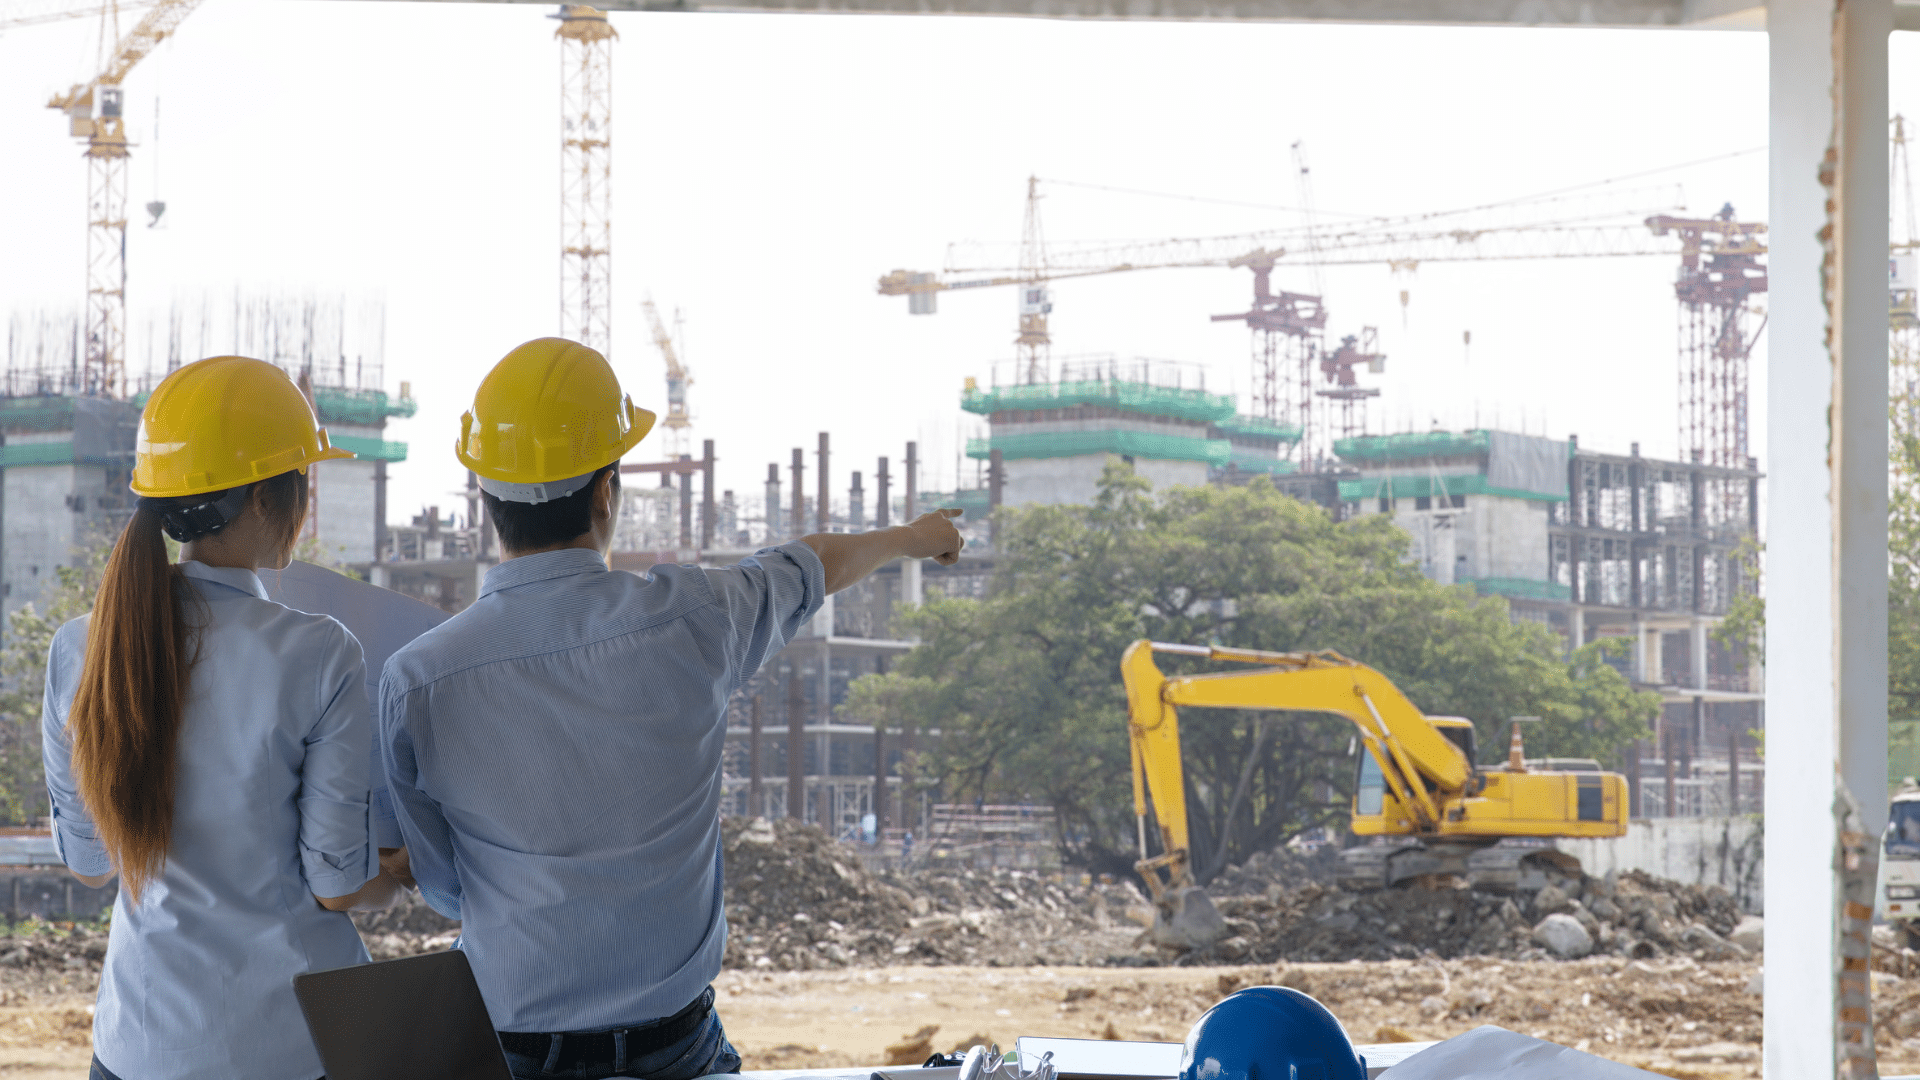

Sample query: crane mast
[644,297,692,459]
[45,0,202,398]
[554,4,615,358]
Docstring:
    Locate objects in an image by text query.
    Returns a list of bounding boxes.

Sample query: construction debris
[720,816,1138,971]
[1180,862,1746,967]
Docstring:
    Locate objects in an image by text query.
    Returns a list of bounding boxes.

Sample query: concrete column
[902,560,922,609]
[817,432,831,534]
[748,693,763,818]
[1568,606,1585,651]
[1765,0,1892,1074]
[790,449,805,540]
[1690,617,1710,691]
[765,464,782,542]
[786,664,805,822]
[701,439,716,550]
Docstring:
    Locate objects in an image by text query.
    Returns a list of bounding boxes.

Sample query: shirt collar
[479,548,609,599]
[177,560,270,600]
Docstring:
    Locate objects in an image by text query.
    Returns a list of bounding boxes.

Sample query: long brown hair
[67,470,308,899]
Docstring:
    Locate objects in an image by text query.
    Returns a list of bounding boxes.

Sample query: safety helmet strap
[146,485,255,543]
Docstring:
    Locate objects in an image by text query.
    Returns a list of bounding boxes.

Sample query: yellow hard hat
[455,337,656,503]
[132,356,354,499]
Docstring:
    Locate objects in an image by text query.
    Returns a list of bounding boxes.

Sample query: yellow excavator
[1122,640,1631,949]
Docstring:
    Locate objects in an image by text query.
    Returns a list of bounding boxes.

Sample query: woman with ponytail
[41,356,407,1080]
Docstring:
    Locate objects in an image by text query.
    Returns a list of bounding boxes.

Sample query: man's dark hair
[482,464,620,553]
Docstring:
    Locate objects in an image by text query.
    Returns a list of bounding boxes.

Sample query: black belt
[498,988,713,1072]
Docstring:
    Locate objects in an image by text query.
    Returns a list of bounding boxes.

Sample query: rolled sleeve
[380,672,463,920]
[703,540,828,689]
[41,622,110,879]
[297,630,377,899]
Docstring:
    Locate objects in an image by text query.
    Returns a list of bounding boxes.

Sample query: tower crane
[0,2,152,32]
[554,5,616,358]
[643,297,692,459]
[44,0,202,397]
[879,183,1708,464]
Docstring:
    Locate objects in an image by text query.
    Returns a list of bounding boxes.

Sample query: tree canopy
[844,465,1660,877]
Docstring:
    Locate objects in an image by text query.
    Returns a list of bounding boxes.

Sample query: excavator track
[1338,838,1582,892]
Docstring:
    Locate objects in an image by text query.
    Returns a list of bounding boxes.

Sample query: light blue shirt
[380,542,825,1033]
[42,561,377,1080]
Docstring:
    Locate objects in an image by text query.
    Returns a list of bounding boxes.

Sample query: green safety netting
[1334,430,1492,462]
[1224,450,1299,475]
[314,387,417,427]
[331,434,409,463]
[1213,415,1303,443]
[968,430,1232,466]
[1337,473,1565,503]
[0,397,76,434]
[961,380,1235,424]
[1457,576,1573,602]
[0,442,74,468]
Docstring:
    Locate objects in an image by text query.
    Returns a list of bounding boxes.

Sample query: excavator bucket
[1148,886,1228,950]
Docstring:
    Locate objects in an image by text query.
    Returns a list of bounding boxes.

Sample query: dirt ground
[717,960,1777,1080]
[1,914,1915,1080]
[3,952,1920,1079]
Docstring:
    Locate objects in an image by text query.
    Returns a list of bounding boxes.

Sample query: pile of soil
[1186,865,1747,966]
[721,816,1141,970]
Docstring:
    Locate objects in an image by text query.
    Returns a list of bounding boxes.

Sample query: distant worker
[42,357,408,1080]
[381,338,964,1080]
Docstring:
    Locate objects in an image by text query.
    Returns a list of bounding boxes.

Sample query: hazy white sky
[4,3,1918,525]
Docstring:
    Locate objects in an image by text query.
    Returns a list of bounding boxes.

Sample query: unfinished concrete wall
[1557,815,1763,913]
[309,424,383,565]
[1,455,121,616]
[1470,495,1552,581]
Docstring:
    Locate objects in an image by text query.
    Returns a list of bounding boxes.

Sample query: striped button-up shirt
[44,561,375,1080]
[380,542,825,1032]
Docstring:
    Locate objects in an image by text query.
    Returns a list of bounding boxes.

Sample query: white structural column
[1765,0,1891,1074]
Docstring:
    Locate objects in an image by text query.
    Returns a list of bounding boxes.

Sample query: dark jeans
[500,997,741,1080]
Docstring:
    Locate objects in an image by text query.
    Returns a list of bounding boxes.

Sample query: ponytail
[66,469,308,900]
[68,506,192,901]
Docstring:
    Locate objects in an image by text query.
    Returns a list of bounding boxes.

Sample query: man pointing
[380,338,963,1080]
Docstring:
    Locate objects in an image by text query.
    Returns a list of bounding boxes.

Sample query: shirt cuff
[52,822,111,879]
[772,539,827,616]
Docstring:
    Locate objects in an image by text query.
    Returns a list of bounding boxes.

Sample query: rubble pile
[1188,866,1747,966]
[722,816,1139,970]
[352,893,460,960]
[347,821,1752,973]
[722,816,916,970]
[1204,844,1342,895]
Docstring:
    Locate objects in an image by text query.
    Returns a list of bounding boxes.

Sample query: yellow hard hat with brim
[455,337,656,503]
[132,356,355,499]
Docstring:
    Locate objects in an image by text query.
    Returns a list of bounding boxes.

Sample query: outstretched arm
[800,509,965,594]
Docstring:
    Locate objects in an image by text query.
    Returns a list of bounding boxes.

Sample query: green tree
[844,465,1659,878]
[0,547,109,825]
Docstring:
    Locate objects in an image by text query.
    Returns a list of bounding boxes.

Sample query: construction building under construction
[0,294,413,615]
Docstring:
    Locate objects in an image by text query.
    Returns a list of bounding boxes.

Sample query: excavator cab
[1354,717,1477,829]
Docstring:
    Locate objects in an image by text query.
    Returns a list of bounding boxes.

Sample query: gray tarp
[1485,432,1569,500]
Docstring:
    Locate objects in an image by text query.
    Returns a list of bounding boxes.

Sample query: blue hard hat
[1178,986,1366,1080]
